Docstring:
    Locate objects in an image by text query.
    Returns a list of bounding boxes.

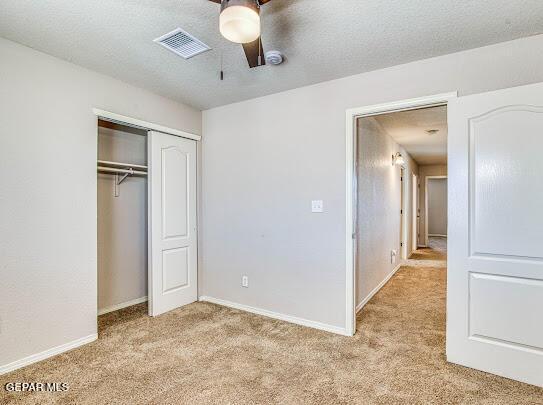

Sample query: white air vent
[154,28,210,59]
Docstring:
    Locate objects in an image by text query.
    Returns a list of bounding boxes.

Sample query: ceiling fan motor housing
[220,0,260,14]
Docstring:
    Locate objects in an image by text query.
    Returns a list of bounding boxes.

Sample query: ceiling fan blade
[208,0,221,3]
[242,37,265,68]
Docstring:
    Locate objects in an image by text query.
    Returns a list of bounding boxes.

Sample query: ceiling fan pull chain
[220,52,224,80]
[258,37,262,66]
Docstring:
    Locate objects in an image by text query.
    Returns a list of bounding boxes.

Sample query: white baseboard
[428,234,447,238]
[98,296,147,316]
[417,245,428,248]
[199,296,349,336]
[0,333,97,375]
[356,262,403,313]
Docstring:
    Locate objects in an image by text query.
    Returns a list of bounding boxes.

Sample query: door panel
[162,147,188,239]
[148,131,197,316]
[447,82,543,387]
[471,107,543,258]
[162,247,189,292]
[469,273,543,349]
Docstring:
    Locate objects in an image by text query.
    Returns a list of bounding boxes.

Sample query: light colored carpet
[2,245,541,404]
[407,236,447,268]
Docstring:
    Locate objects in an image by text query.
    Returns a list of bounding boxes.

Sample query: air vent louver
[154,28,211,59]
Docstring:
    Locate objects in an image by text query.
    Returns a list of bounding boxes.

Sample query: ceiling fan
[208,0,273,68]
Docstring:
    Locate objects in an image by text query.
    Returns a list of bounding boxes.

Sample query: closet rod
[97,160,148,170]
[97,166,147,176]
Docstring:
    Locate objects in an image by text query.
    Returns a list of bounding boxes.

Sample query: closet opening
[98,120,149,316]
[96,112,199,323]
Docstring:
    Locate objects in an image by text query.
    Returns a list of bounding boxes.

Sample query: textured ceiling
[374,106,448,165]
[1,0,543,110]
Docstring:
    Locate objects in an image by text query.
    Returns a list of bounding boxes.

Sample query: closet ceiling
[1,0,543,110]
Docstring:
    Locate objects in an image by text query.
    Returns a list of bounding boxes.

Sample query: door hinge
[400,242,403,247]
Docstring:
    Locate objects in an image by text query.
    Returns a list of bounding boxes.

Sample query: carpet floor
[2,242,541,404]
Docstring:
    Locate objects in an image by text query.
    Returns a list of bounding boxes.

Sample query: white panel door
[148,131,197,316]
[447,82,543,387]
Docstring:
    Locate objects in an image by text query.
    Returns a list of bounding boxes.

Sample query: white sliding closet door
[148,131,197,316]
[447,82,543,387]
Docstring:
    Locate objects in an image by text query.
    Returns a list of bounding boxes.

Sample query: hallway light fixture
[392,152,405,166]
[219,0,261,44]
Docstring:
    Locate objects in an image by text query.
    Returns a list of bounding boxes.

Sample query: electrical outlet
[391,250,397,264]
[241,275,249,288]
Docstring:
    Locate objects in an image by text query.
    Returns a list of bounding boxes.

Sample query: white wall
[0,37,201,371]
[356,117,418,307]
[98,122,148,313]
[427,178,447,236]
[202,34,543,330]
[419,165,448,244]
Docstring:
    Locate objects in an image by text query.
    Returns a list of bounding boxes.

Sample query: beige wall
[427,178,447,236]
[0,37,201,370]
[418,165,448,245]
[202,34,543,330]
[356,117,418,307]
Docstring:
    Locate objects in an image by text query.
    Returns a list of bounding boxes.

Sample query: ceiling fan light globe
[220,5,260,44]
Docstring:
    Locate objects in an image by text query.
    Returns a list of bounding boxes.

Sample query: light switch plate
[312,200,324,213]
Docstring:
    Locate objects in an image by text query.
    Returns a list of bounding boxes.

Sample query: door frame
[412,173,419,254]
[344,92,457,336]
[400,167,406,260]
[93,108,201,319]
[425,175,448,245]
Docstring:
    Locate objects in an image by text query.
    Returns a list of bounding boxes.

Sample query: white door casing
[148,131,197,316]
[346,92,457,336]
[400,168,405,259]
[447,82,543,387]
[412,173,418,253]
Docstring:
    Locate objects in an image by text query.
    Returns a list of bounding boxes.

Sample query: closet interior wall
[97,120,148,314]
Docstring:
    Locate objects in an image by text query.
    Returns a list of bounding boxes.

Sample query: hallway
[405,236,447,266]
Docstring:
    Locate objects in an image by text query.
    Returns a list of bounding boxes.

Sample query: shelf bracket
[117,172,131,185]
[114,168,133,197]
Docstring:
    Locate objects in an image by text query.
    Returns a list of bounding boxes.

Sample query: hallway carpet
[2,248,541,403]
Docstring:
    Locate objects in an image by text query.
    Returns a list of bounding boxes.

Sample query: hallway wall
[356,117,418,308]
